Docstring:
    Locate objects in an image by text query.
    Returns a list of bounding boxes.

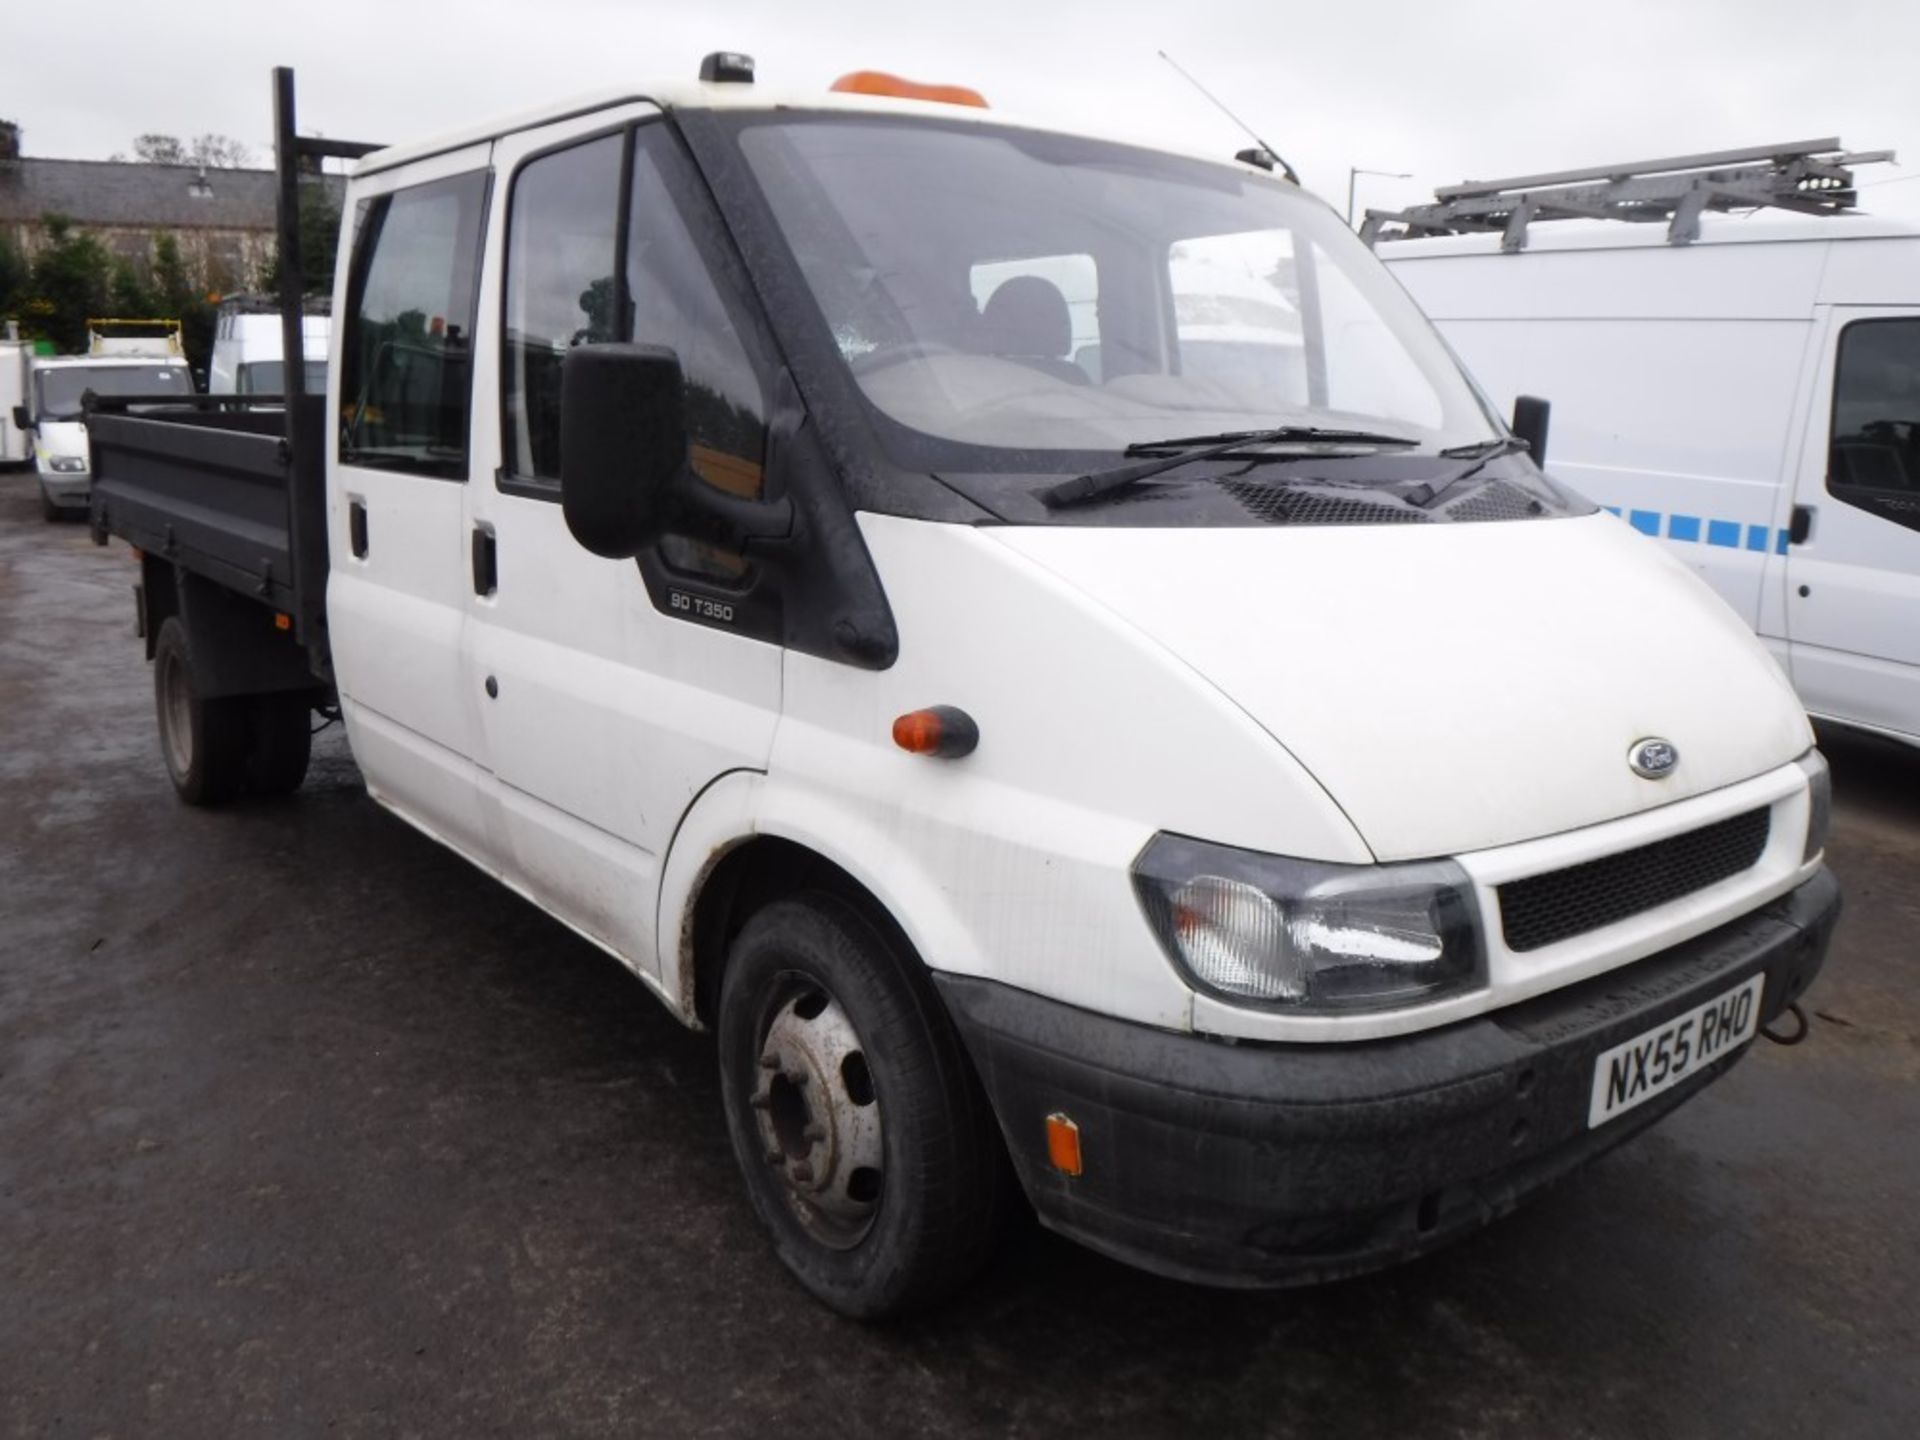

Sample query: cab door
[461,110,784,978]
[327,148,496,856]
[1784,307,1920,743]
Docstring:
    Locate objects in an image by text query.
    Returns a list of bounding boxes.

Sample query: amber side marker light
[892,705,979,758]
[273,613,292,632]
[1045,1113,1083,1177]
[830,70,989,108]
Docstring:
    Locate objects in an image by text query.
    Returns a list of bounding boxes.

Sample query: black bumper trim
[936,867,1841,1289]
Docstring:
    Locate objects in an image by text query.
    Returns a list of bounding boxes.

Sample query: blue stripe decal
[1604,505,1788,556]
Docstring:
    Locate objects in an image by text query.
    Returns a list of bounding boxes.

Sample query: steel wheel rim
[159,648,194,779]
[749,975,884,1250]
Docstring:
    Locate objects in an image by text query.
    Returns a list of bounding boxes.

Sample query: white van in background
[209,295,331,395]
[1381,212,1920,749]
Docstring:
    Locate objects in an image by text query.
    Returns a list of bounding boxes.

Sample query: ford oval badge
[1629,737,1679,779]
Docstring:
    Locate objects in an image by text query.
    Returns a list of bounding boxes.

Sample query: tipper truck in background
[13,319,194,519]
[86,63,1839,1318]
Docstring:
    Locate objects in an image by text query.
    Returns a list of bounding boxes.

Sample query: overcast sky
[9,0,1919,224]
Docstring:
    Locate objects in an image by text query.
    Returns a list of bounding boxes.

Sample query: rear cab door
[1785,303,1920,743]
[459,105,785,979]
[328,144,495,856]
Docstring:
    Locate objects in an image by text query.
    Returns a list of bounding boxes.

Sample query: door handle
[349,499,369,558]
[1788,504,1814,545]
[471,525,497,597]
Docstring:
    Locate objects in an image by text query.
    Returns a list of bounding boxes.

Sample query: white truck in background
[209,295,331,395]
[1373,141,1920,749]
[1,326,36,467]
[11,320,194,520]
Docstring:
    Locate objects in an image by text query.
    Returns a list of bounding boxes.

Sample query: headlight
[1133,834,1484,1012]
[1797,750,1831,863]
[49,455,88,474]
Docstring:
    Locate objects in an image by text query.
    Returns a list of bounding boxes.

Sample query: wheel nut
[785,1069,809,1088]
[764,1148,783,1166]
[790,1161,814,1184]
[749,1093,770,1111]
[802,1122,826,1143]
[759,1053,781,1071]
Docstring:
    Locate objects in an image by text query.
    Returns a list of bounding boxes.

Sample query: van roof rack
[1360,138,1896,251]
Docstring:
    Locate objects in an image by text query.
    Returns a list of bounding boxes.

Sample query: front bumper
[38,470,92,507]
[937,866,1840,1289]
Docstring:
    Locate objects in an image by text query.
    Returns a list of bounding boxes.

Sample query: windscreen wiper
[1038,426,1420,510]
[1409,435,1533,510]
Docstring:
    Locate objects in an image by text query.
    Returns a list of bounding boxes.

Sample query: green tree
[29,215,115,353]
[0,231,28,319]
[149,232,215,374]
[261,180,343,296]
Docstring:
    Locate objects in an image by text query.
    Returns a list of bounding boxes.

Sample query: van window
[340,170,488,479]
[1830,318,1920,533]
[626,125,770,582]
[501,133,623,483]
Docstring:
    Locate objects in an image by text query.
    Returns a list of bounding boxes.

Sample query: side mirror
[559,342,795,561]
[1511,394,1550,469]
[11,404,31,433]
[560,343,688,560]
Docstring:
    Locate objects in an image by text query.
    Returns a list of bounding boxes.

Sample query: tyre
[152,616,248,806]
[244,692,313,796]
[717,894,1010,1319]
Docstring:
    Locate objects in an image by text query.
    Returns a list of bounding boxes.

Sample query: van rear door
[1785,307,1920,742]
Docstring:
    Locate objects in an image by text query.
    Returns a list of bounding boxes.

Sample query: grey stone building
[0,121,343,293]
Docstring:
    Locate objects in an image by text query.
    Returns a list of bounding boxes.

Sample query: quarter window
[1830,318,1920,533]
[339,171,489,479]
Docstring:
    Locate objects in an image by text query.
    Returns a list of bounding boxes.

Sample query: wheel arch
[658,772,985,1031]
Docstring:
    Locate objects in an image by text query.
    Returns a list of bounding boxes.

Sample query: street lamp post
[1347,166,1412,227]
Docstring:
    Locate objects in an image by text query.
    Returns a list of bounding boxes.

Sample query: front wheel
[717,894,1010,1319]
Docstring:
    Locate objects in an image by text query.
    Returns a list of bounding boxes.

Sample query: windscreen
[735,116,1497,463]
[36,365,192,419]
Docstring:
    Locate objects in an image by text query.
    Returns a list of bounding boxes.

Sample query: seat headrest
[980,275,1072,359]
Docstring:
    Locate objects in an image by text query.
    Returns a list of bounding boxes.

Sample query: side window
[627,125,771,583]
[1830,318,1920,533]
[339,170,488,479]
[501,133,623,484]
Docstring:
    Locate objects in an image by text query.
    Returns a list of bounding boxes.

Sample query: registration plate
[1588,973,1766,1128]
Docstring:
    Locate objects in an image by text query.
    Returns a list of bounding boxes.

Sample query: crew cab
[85,61,1840,1317]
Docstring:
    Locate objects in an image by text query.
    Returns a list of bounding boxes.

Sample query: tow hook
[1761,1001,1809,1046]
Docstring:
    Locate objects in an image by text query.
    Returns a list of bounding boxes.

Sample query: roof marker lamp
[1133,835,1484,1012]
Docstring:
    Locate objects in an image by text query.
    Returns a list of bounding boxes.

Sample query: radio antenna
[1157,50,1301,184]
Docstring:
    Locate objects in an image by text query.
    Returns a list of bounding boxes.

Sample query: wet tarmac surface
[1,469,1915,1438]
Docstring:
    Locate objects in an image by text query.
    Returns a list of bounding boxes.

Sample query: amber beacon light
[830,71,989,108]
[892,705,980,758]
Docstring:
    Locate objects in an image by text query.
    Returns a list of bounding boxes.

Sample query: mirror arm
[673,473,794,544]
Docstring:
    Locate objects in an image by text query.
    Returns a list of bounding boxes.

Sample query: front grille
[1499,807,1772,953]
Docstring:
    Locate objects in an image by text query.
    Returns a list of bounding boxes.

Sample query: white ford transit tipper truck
[85,63,1840,1318]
